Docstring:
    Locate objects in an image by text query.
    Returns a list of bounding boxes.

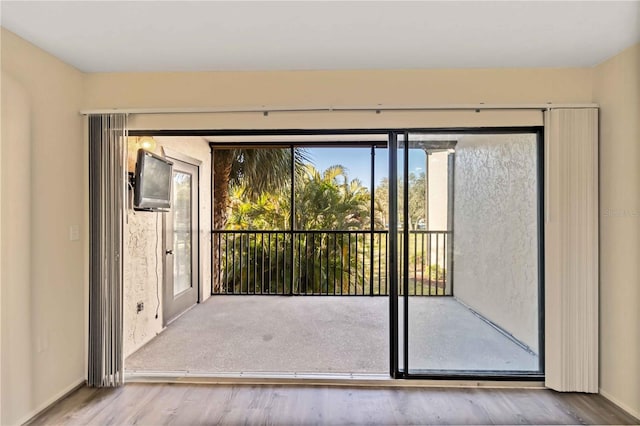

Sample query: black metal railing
[398,230,451,296]
[212,230,451,296]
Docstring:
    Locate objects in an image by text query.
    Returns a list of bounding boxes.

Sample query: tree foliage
[214,151,443,296]
[213,148,306,230]
[227,163,383,231]
[221,163,385,294]
[371,172,427,230]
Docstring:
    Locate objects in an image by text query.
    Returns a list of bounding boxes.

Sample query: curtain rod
[79,103,598,116]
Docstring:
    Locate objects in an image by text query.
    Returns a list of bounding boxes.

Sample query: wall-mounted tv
[134,149,173,211]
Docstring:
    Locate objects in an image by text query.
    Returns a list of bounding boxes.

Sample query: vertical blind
[544,108,599,393]
[88,114,127,387]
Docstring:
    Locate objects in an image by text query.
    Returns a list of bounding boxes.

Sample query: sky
[305,147,426,190]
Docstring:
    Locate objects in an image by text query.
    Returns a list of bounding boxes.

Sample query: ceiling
[2,1,639,73]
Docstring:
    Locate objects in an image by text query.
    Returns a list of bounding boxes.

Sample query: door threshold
[124,371,544,389]
[164,301,198,327]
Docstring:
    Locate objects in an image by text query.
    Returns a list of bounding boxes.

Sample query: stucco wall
[593,42,640,418]
[124,136,211,358]
[124,210,164,358]
[427,151,449,231]
[453,134,539,352]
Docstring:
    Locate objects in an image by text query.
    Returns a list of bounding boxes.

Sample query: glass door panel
[391,131,543,377]
[173,171,193,295]
[163,158,199,325]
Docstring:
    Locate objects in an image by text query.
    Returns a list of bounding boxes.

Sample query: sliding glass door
[390,130,544,378]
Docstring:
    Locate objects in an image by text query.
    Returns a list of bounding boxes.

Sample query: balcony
[126,229,538,376]
[125,134,542,377]
[126,296,537,375]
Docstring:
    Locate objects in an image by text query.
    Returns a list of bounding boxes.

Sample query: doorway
[389,130,544,378]
[163,156,200,325]
[124,129,543,381]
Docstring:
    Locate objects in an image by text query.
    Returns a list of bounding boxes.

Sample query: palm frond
[227,148,308,200]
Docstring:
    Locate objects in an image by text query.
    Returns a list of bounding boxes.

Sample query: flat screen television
[133,149,173,211]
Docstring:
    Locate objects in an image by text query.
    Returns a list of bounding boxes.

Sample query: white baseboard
[20,378,85,425]
[599,387,640,421]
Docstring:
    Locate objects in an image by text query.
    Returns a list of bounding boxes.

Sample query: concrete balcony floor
[126,296,538,375]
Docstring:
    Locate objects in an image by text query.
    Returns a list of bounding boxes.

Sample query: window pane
[173,171,192,295]
[405,133,540,373]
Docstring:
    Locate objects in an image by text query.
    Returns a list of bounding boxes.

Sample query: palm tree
[374,178,389,229]
[289,164,374,293]
[212,148,306,292]
[213,148,302,230]
[294,164,370,230]
[221,162,376,294]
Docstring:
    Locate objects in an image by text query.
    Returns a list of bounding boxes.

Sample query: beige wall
[1,29,85,425]
[1,70,33,426]
[593,43,640,418]
[124,136,212,359]
[85,68,590,130]
[85,68,593,109]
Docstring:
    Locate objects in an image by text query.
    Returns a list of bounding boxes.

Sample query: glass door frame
[131,127,545,381]
[208,141,387,296]
[388,128,545,381]
[162,155,201,326]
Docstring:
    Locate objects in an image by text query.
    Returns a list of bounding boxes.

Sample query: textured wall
[427,151,449,231]
[453,133,539,352]
[124,136,211,358]
[124,210,164,358]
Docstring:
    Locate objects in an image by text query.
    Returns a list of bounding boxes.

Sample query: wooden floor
[29,383,639,425]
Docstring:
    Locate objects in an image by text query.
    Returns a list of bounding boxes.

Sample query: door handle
[166,249,173,255]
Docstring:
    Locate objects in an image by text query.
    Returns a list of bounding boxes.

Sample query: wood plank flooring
[28,383,640,425]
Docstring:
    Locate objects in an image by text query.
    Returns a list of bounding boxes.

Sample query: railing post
[369,146,375,296]
[289,146,295,295]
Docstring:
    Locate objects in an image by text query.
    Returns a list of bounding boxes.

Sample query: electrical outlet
[136,302,144,313]
[69,225,80,241]
[37,330,50,353]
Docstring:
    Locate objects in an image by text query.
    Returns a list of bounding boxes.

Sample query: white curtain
[88,114,127,387]
[544,108,599,393]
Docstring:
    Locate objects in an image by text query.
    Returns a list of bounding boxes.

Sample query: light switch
[69,225,80,241]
